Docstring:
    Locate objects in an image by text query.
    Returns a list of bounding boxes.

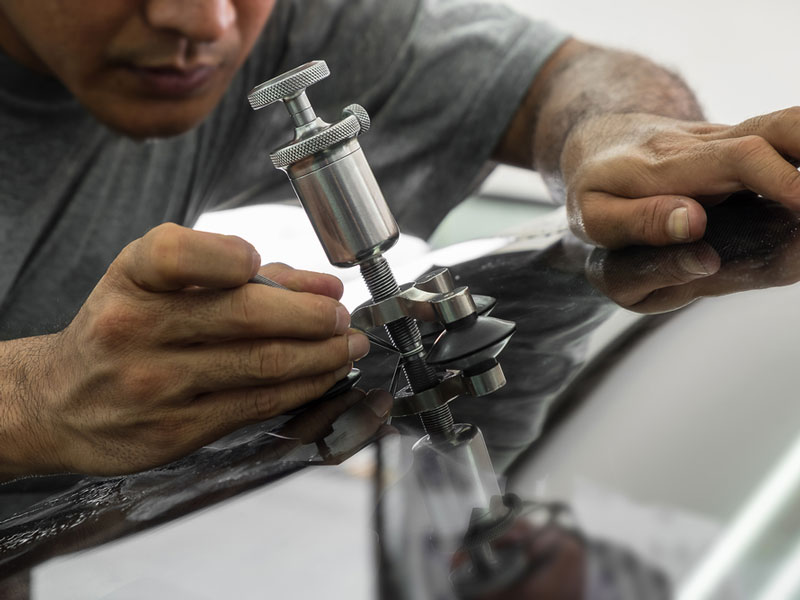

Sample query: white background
[498,0,799,124]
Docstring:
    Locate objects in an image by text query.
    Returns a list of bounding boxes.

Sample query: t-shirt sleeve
[349,0,568,237]
[198,0,568,239]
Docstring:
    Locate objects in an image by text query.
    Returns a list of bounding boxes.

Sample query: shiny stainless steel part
[350,284,478,330]
[247,60,399,268]
[248,61,452,436]
[415,267,456,294]
[392,365,507,417]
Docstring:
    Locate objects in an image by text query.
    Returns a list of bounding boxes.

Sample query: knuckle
[299,376,334,402]
[89,302,143,349]
[333,335,353,364]
[245,387,277,420]
[731,135,770,163]
[230,286,254,324]
[258,262,292,284]
[252,342,289,381]
[112,240,137,271]
[145,223,186,280]
[775,106,800,127]
[776,108,800,144]
[636,196,671,243]
[147,222,183,240]
[106,241,141,288]
[641,130,680,160]
[309,296,339,335]
[264,261,291,273]
[738,114,769,135]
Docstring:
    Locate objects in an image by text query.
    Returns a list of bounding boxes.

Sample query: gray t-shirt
[0,0,566,340]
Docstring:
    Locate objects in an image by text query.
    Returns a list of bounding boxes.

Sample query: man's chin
[89,100,215,140]
[103,114,205,141]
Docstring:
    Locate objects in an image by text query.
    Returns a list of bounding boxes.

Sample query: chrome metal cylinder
[285,141,399,267]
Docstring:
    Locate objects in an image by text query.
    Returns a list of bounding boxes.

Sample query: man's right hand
[0,223,369,478]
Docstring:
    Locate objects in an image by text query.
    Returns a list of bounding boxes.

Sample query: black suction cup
[426,315,515,370]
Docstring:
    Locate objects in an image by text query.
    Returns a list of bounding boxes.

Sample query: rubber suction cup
[426,315,515,371]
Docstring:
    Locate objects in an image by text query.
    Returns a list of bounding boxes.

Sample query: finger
[259,263,344,300]
[116,223,260,292]
[586,242,720,308]
[648,136,800,203]
[713,136,800,207]
[178,332,369,392]
[577,192,707,248]
[158,285,352,342]
[712,107,800,160]
[193,368,355,427]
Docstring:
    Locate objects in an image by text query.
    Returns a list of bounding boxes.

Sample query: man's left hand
[561,108,800,248]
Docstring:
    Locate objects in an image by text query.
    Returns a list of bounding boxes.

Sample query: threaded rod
[360,256,454,438]
[420,404,456,437]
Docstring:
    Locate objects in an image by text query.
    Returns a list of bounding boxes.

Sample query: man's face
[0,0,276,138]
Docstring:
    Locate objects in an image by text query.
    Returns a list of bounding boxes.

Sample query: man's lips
[125,64,218,97]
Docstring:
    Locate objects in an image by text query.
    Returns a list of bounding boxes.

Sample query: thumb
[576,192,707,249]
[116,223,260,292]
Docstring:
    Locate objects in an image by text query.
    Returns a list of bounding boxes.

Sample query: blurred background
[502,0,799,125]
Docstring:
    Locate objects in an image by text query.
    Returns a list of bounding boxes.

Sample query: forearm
[496,38,800,250]
[0,335,61,481]
[496,39,705,201]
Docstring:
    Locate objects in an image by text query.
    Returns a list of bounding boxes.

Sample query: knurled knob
[248,61,371,169]
[343,104,371,134]
[247,60,330,110]
[269,104,371,169]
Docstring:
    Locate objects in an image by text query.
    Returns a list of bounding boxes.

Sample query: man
[0,0,797,479]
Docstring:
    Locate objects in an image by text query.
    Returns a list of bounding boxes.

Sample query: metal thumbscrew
[248,60,330,126]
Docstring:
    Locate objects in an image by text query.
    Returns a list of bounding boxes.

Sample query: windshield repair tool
[247,60,515,435]
[248,61,521,596]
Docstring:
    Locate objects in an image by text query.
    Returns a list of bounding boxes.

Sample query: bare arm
[495,38,800,249]
[0,336,60,481]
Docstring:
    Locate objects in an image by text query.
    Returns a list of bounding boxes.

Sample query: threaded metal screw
[360,256,455,438]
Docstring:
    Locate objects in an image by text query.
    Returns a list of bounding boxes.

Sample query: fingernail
[668,207,690,241]
[364,391,392,420]
[678,246,720,276]
[335,306,351,335]
[348,332,370,360]
[678,251,712,275]
[251,250,262,274]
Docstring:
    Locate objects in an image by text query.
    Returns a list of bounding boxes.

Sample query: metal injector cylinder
[248,60,452,437]
[248,61,399,268]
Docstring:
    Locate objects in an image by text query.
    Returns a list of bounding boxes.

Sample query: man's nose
[144,0,236,43]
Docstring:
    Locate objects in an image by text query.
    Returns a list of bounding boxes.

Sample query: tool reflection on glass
[248,61,521,595]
